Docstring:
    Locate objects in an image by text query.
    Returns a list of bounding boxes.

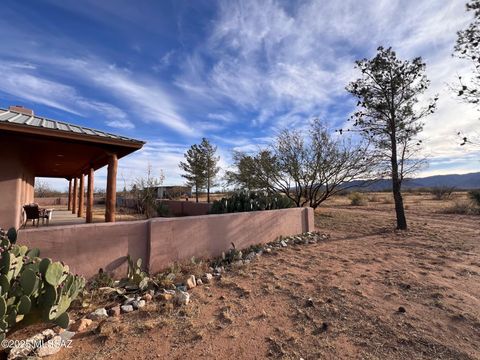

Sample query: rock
[70,318,93,332]
[36,331,75,357]
[305,298,315,307]
[175,284,188,291]
[203,273,213,283]
[121,304,134,313]
[398,306,406,313]
[186,275,197,289]
[7,329,56,359]
[196,278,203,286]
[142,293,153,302]
[158,289,175,302]
[245,252,256,261]
[265,248,272,253]
[280,240,287,247]
[232,260,244,268]
[107,305,121,317]
[174,290,190,306]
[132,300,146,309]
[123,297,135,306]
[88,308,108,320]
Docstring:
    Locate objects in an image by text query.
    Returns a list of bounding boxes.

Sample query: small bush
[468,190,480,207]
[349,192,366,206]
[156,202,171,217]
[368,194,380,202]
[431,186,456,200]
[443,200,479,215]
[381,196,394,204]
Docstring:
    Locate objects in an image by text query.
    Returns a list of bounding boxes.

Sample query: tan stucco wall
[0,149,24,229]
[0,139,36,229]
[158,200,212,217]
[18,207,315,278]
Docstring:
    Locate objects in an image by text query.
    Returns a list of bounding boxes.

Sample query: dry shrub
[381,196,394,204]
[154,257,210,287]
[443,200,479,215]
[349,192,366,206]
[368,194,380,202]
[431,186,456,200]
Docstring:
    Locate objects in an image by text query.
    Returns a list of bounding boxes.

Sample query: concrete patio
[22,208,85,228]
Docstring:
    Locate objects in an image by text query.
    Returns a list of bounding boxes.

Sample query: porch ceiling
[1,129,141,178]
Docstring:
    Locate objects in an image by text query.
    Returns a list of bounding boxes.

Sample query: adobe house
[0,105,144,229]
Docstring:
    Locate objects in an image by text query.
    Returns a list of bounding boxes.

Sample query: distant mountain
[349,172,480,191]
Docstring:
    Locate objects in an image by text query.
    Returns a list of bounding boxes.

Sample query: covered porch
[0,106,144,229]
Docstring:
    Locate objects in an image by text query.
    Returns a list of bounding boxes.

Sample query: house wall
[0,142,32,230]
[18,207,315,278]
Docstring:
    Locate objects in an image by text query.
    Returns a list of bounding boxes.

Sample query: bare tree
[34,181,63,198]
[346,46,437,230]
[233,119,374,209]
[453,0,480,147]
[131,165,164,218]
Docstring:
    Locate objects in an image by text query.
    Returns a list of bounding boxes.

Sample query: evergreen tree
[199,138,220,203]
[179,144,206,202]
[347,47,437,230]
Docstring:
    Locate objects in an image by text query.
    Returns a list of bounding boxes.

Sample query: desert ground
[10,192,480,359]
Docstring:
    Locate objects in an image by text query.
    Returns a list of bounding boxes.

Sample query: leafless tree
[130,165,165,218]
[232,119,374,209]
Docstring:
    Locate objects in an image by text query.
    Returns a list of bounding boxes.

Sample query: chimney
[9,105,34,116]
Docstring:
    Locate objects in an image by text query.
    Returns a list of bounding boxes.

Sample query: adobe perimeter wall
[17,207,314,278]
[158,200,212,217]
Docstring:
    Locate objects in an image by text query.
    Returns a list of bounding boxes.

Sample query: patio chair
[23,204,49,227]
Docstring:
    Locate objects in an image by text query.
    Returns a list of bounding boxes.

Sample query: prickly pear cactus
[0,228,85,342]
[210,191,294,214]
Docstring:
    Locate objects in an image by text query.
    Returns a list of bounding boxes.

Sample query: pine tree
[199,138,220,203]
[179,144,206,202]
[347,47,437,230]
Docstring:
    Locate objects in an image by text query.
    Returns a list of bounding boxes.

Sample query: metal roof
[0,108,144,145]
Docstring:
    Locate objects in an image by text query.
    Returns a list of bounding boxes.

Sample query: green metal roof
[0,108,144,145]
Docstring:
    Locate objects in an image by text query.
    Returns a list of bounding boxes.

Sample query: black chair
[23,204,48,227]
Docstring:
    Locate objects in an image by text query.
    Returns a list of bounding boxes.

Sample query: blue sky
[1,0,479,190]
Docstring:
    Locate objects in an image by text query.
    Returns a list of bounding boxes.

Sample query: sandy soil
[10,193,480,359]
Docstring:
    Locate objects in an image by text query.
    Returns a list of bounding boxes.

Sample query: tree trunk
[195,186,199,203]
[390,137,407,230]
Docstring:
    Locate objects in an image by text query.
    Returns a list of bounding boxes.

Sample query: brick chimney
[9,105,34,116]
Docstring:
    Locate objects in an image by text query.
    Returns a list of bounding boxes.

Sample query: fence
[18,207,314,278]
[116,197,212,217]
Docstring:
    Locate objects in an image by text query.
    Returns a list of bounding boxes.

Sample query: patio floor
[22,208,86,228]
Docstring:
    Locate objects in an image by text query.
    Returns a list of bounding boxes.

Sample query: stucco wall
[0,147,24,229]
[18,207,314,278]
[158,200,212,217]
[35,197,68,206]
[0,140,36,229]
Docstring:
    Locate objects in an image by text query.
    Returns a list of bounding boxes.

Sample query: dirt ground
[14,192,480,359]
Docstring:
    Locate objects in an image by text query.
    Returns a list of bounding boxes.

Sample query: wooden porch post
[72,178,78,214]
[105,153,118,222]
[78,174,85,217]
[86,167,94,223]
[67,179,72,211]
